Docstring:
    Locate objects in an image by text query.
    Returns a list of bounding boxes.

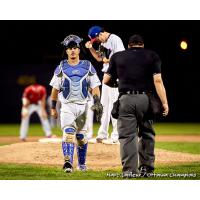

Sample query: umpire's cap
[88,26,103,42]
[128,34,144,45]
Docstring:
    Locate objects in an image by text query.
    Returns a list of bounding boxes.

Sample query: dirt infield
[0,136,200,170]
[1,135,200,144]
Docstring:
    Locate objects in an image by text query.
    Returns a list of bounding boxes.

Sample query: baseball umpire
[103,34,169,176]
[50,34,102,173]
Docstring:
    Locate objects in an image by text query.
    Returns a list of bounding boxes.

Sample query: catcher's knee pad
[76,131,87,146]
[63,126,76,143]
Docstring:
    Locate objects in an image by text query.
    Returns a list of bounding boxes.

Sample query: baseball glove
[97,45,111,59]
[91,95,103,122]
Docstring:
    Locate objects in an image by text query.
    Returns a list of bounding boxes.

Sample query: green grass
[1,123,200,136]
[0,163,199,180]
[0,124,61,136]
[153,123,200,135]
[0,164,111,180]
[153,162,200,180]
[0,123,200,180]
[156,142,200,154]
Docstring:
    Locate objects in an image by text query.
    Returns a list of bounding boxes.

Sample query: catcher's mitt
[91,95,103,122]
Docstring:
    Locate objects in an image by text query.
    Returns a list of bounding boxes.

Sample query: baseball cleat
[77,164,87,171]
[63,161,73,173]
[102,138,120,145]
[96,137,108,143]
[88,137,108,144]
[102,139,119,145]
[47,134,57,138]
[88,138,97,144]
[87,135,93,140]
[20,138,27,142]
[96,138,104,143]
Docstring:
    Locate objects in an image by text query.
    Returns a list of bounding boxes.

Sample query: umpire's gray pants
[117,94,155,174]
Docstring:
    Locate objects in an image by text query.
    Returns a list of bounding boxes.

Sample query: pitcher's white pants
[85,96,94,139]
[19,104,52,139]
[97,84,119,140]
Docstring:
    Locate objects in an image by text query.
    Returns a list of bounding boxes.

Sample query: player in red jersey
[19,83,53,141]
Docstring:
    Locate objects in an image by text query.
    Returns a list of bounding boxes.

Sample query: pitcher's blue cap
[88,26,103,42]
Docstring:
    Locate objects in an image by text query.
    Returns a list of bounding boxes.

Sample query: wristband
[51,100,57,109]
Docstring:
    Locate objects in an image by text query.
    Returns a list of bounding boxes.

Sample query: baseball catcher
[50,34,102,173]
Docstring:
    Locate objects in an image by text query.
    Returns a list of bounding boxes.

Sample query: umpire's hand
[162,103,169,116]
[51,108,58,119]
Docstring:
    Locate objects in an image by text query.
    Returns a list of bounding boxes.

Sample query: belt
[120,90,146,95]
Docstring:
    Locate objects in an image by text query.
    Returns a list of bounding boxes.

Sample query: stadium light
[180,40,188,50]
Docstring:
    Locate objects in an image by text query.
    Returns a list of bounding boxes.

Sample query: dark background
[0,20,199,123]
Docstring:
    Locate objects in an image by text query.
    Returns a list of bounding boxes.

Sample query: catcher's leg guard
[76,132,88,170]
[62,127,76,168]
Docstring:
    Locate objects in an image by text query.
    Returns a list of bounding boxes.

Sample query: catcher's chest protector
[59,61,91,101]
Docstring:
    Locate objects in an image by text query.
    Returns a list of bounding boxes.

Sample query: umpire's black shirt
[107,47,161,92]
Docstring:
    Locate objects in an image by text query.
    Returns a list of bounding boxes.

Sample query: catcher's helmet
[61,34,83,48]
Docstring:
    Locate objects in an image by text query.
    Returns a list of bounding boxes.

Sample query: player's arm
[89,70,103,122]
[88,65,101,98]
[39,87,48,118]
[153,73,169,116]
[22,88,30,107]
[50,88,59,118]
[85,41,104,62]
[103,73,111,85]
[21,88,30,118]
[102,36,124,65]
[49,71,62,119]
[40,93,48,118]
[91,86,100,98]
[41,93,47,110]
[103,54,118,86]
[22,97,30,107]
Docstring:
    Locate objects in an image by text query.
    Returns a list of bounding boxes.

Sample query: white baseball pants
[97,84,119,140]
[19,104,52,139]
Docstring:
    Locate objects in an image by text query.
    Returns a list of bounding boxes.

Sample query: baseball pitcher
[85,26,125,144]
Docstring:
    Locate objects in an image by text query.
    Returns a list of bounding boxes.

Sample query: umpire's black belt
[120,90,146,95]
